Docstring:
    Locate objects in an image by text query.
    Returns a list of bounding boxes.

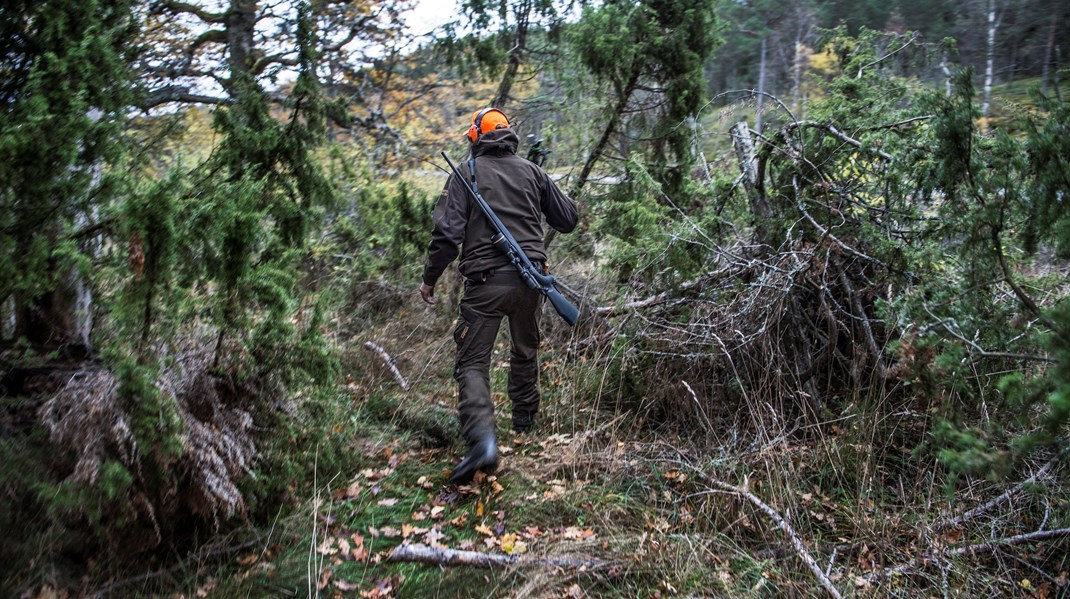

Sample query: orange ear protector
[466,107,509,143]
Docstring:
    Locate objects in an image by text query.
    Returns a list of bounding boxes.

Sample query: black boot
[512,412,536,434]
[449,435,499,485]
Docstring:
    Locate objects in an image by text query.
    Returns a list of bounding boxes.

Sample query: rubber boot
[449,434,499,485]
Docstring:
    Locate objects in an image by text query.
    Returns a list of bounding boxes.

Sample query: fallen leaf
[317,537,338,555]
[317,566,333,590]
[350,534,369,561]
[424,528,446,547]
[345,480,362,498]
[475,524,494,537]
[195,577,218,598]
[377,498,398,507]
[562,527,595,540]
[335,579,361,591]
[521,526,543,539]
[500,533,518,553]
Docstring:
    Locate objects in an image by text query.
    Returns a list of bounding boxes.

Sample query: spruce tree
[568,0,720,199]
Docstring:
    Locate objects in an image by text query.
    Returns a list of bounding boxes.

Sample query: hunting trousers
[453,268,542,444]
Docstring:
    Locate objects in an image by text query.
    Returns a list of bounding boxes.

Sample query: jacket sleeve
[422,174,469,286]
[540,172,578,233]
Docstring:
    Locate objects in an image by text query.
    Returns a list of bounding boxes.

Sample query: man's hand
[419,282,437,305]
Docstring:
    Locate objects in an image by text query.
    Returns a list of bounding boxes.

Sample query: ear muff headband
[466,108,508,143]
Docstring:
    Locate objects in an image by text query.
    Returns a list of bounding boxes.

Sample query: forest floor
[119,296,1066,599]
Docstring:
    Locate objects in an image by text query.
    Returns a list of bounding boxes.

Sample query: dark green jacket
[422,129,578,286]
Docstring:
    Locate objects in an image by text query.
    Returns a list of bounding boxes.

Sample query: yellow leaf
[501,533,518,554]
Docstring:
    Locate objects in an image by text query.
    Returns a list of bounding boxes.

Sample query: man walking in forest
[419,108,578,485]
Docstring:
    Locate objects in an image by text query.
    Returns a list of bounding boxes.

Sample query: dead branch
[947,528,1070,557]
[698,480,843,599]
[386,543,605,570]
[594,266,734,317]
[142,85,230,109]
[870,527,1070,581]
[838,269,885,379]
[730,121,770,219]
[936,456,1062,530]
[151,0,227,23]
[363,341,409,391]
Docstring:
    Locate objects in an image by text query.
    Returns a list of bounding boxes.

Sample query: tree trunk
[756,36,768,134]
[569,68,640,198]
[227,0,258,80]
[491,0,531,110]
[543,68,639,249]
[1041,11,1057,94]
[731,120,773,245]
[981,0,998,120]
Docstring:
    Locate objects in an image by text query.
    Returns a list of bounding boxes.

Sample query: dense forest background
[2,0,1069,596]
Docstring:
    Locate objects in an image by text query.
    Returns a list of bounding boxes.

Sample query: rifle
[441,151,579,326]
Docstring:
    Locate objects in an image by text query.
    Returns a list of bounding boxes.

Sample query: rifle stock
[442,152,579,326]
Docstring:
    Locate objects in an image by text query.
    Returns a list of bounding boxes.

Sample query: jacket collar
[471,128,519,158]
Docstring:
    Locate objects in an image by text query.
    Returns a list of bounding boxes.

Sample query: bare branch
[856,34,918,78]
[693,480,843,599]
[936,455,1063,530]
[871,527,1070,581]
[386,543,605,570]
[141,85,230,108]
[151,0,227,23]
[363,342,409,391]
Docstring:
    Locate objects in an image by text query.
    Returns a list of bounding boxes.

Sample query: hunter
[419,108,578,484]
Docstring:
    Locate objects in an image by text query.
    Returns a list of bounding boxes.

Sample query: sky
[402,0,461,37]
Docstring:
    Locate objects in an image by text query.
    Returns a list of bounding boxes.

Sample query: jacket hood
[471,128,519,157]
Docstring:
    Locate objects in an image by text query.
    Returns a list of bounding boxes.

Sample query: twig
[681,380,714,431]
[838,269,886,379]
[856,34,918,78]
[363,341,410,391]
[386,543,605,570]
[794,178,885,267]
[697,480,843,599]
